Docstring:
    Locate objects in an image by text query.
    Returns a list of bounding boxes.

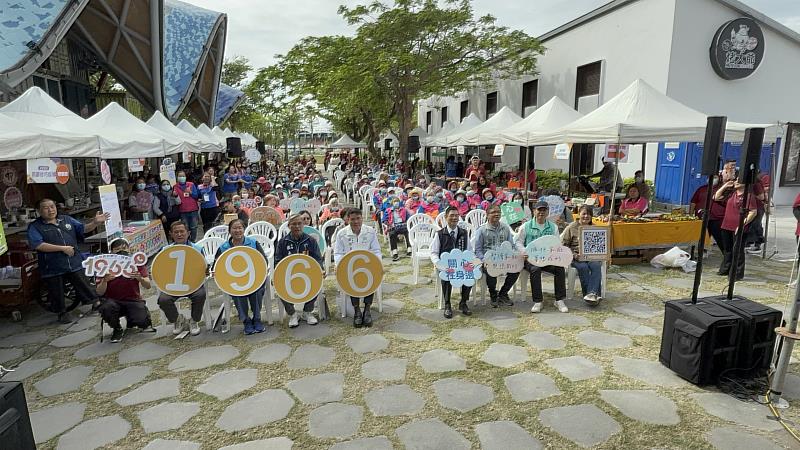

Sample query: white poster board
[99,184,123,239]
[456,146,465,155]
[159,162,176,186]
[493,144,505,157]
[553,143,571,160]
[127,158,145,172]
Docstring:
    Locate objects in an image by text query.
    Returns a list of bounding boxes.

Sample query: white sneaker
[583,293,598,305]
[172,314,186,335]
[554,300,569,313]
[302,312,318,325]
[189,319,201,336]
[530,302,543,313]
[288,313,300,328]
[789,280,798,288]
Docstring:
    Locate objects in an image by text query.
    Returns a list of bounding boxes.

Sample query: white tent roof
[149,111,220,153]
[0,112,101,160]
[423,122,452,147]
[87,103,170,158]
[331,134,366,148]
[497,97,584,146]
[449,106,523,146]
[178,120,222,148]
[410,126,428,138]
[428,114,483,147]
[197,123,225,146]
[528,79,777,145]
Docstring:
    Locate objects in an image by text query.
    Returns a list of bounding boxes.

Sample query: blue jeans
[181,211,199,241]
[232,286,265,323]
[572,261,602,296]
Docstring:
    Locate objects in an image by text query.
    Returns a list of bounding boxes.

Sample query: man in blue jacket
[28,198,109,323]
[275,213,324,328]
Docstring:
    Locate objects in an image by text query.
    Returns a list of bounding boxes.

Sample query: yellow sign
[335,250,384,297]
[273,254,324,304]
[213,246,268,297]
[151,245,207,296]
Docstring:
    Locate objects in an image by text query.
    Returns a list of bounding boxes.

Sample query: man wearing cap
[275,213,323,328]
[515,200,568,313]
[473,205,518,307]
[464,156,484,181]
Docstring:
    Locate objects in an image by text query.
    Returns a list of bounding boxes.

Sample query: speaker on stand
[226,137,243,158]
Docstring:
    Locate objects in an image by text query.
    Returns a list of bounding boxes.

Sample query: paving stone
[286,372,344,404]
[538,404,621,448]
[577,329,633,349]
[49,329,98,348]
[364,384,425,416]
[433,377,494,412]
[93,365,151,393]
[0,347,23,364]
[475,420,543,450]
[308,402,363,438]
[118,342,174,364]
[288,322,333,340]
[196,368,257,400]
[142,439,200,450]
[613,356,687,387]
[418,349,466,373]
[361,358,407,381]
[389,265,412,274]
[706,427,784,450]
[168,344,240,371]
[216,389,295,432]
[1,358,51,381]
[218,437,293,450]
[782,373,800,400]
[765,274,789,283]
[613,302,662,319]
[399,274,431,285]
[504,371,561,402]
[74,341,122,360]
[691,393,782,431]
[415,308,450,322]
[663,278,695,289]
[286,343,335,369]
[329,436,393,450]
[409,287,437,305]
[449,326,487,343]
[602,317,657,336]
[546,356,603,381]
[137,401,200,433]
[30,402,85,444]
[600,390,680,425]
[386,319,433,341]
[481,310,519,330]
[33,365,93,397]
[246,343,292,364]
[381,298,404,313]
[25,311,57,327]
[382,283,405,294]
[520,331,565,350]
[56,414,131,450]
[396,418,470,450]
[535,312,591,329]
[480,343,529,368]
[116,378,180,406]
[346,334,389,354]
[0,330,49,347]
[733,285,777,299]
[0,322,24,338]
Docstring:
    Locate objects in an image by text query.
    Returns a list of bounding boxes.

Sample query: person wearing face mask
[632,170,650,200]
[405,188,423,215]
[97,239,153,343]
[450,189,470,216]
[318,188,329,204]
[128,177,157,221]
[223,166,240,197]
[144,175,160,194]
[384,196,412,261]
[467,190,482,210]
[480,188,498,211]
[561,205,603,305]
[198,173,220,234]
[154,180,182,235]
[714,179,757,280]
[173,171,201,241]
[418,191,441,218]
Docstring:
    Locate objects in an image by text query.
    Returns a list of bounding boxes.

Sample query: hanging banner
[457,146,465,155]
[493,144,505,157]
[553,143,571,160]
[26,158,70,184]
[100,160,112,184]
[127,158,146,172]
[605,144,630,163]
[98,184,123,239]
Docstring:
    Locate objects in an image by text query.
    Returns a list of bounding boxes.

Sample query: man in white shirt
[430,207,473,318]
[334,209,382,327]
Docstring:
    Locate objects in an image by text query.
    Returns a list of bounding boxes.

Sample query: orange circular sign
[56,163,70,185]
[213,246,268,297]
[335,250,384,297]
[151,245,207,296]
[273,254,324,304]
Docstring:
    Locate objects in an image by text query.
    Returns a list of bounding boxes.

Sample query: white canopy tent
[149,111,221,153]
[0,113,101,160]
[86,103,173,158]
[410,126,428,138]
[497,97,584,146]
[177,120,222,149]
[197,123,225,146]
[330,134,366,149]
[422,122,452,147]
[448,106,523,146]
[427,113,483,147]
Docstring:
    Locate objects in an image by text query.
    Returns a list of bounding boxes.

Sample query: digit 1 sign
[213,246,268,297]
[151,245,207,296]
[335,250,384,298]
[273,254,324,304]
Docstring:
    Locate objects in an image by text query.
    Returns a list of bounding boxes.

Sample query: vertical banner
[99,184,123,240]
[0,216,8,257]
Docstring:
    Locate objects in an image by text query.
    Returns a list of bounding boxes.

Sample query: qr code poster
[579,226,610,261]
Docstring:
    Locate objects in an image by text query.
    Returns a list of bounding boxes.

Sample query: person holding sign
[431,207,473,318]
[473,205,518,308]
[561,205,603,305]
[96,239,153,343]
[28,199,110,323]
[275,213,323,328]
[334,209,382,327]
[174,170,200,241]
[156,221,207,335]
[514,200,568,313]
[214,219,267,335]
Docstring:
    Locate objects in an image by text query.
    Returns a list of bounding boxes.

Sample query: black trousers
[482,268,519,296]
[708,219,724,248]
[524,262,567,302]
[44,270,97,314]
[745,209,765,246]
[388,226,410,252]
[200,207,219,234]
[441,281,471,306]
[99,299,151,329]
[719,229,745,278]
[157,285,207,323]
[350,294,374,307]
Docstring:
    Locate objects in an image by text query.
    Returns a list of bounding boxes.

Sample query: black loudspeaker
[738,127,764,184]
[706,295,781,372]
[408,136,420,152]
[226,137,243,157]
[660,299,741,385]
[256,141,265,154]
[384,139,391,151]
[0,382,35,450]
[701,116,727,176]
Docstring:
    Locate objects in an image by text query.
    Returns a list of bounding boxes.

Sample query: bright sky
[190,0,800,70]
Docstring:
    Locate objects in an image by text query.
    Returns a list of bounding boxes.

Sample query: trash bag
[650,246,696,272]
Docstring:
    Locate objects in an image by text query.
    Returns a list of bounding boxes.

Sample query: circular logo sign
[273,254,324,304]
[151,245,207,296]
[3,187,22,209]
[55,163,70,185]
[666,151,676,162]
[336,250,384,298]
[710,18,764,80]
[100,160,111,184]
[213,246,268,297]
[0,167,17,187]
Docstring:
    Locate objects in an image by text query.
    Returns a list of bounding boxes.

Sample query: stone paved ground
[3,237,800,449]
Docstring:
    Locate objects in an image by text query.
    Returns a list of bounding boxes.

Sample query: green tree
[221,55,254,90]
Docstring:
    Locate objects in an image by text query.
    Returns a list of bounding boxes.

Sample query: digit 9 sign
[213,246,269,297]
[151,246,207,296]
[335,250,384,298]
[273,254,324,304]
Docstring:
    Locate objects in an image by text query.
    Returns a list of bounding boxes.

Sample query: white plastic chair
[409,223,437,285]
[204,225,229,241]
[465,209,487,237]
[245,221,277,241]
[343,179,354,203]
[196,237,225,265]
[407,213,434,231]
[319,219,344,274]
[277,221,290,240]
[435,211,447,229]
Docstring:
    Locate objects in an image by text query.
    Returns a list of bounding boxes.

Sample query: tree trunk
[398,94,413,175]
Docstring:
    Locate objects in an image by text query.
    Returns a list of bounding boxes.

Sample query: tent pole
[523,146,530,202]
[762,122,782,259]
[608,138,621,257]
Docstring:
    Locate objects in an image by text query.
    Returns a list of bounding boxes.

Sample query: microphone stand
[690,170,718,303]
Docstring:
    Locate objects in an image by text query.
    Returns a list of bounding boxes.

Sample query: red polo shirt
[721,191,757,232]
[97,266,148,302]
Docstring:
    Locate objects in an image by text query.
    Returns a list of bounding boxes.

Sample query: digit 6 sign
[214,246,269,296]
[151,246,207,296]
[273,254,324,304]
[335,250,384,298]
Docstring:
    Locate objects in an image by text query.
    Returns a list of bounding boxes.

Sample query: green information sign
[501,201,525,224]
